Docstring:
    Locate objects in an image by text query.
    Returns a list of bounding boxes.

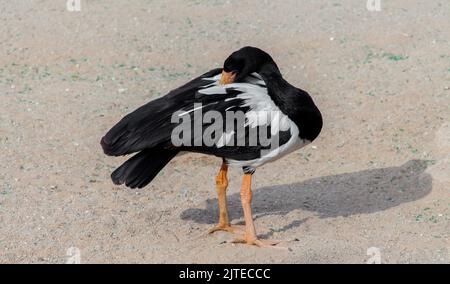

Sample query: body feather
[101,68,321,187]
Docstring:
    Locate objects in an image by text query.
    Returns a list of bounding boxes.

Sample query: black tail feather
[111,148,178,189]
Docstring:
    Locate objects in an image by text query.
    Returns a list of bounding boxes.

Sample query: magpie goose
[101,46,323,247]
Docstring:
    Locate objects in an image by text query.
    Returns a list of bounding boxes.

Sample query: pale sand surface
[0,0,449,263]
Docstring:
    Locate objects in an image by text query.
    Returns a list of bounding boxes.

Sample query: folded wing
[100,69,222,156]
[101,71,294,164]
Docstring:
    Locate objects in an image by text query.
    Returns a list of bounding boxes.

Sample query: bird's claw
[230,237,284,248]
[208,224,245,235]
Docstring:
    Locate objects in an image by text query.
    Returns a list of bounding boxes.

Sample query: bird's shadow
[181,160,432,234]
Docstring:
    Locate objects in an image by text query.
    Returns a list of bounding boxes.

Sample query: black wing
[101,69,222,156]
[101,70,292,162]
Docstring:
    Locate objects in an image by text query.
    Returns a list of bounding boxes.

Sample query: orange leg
[232,174,280,247]
[208,163,243,234]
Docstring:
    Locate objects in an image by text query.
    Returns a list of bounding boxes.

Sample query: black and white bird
[101,47,323,247]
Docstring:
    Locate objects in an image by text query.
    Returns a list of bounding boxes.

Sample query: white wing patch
[177,104,205,117]
[198,72,309,168]
[245,73,265,86]
[197,85,228,95]
[227,123,310,168]
[216,130,235,148]
[199,72,290,134]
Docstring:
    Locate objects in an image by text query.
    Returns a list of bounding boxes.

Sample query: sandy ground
[0,0,449,264]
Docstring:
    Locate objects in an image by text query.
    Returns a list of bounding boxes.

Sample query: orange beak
[219,71,236,85]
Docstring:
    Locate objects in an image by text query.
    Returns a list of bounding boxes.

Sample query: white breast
[227,123,310,168]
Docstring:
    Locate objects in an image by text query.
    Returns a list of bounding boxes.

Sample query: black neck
[258,66,323,142]
[258,62,282,79]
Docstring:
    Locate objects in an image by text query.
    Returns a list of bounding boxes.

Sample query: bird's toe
[230,237,285,248]
[208,224,245,235]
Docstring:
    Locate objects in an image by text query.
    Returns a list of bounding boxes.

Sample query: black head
[221,46,281,83]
